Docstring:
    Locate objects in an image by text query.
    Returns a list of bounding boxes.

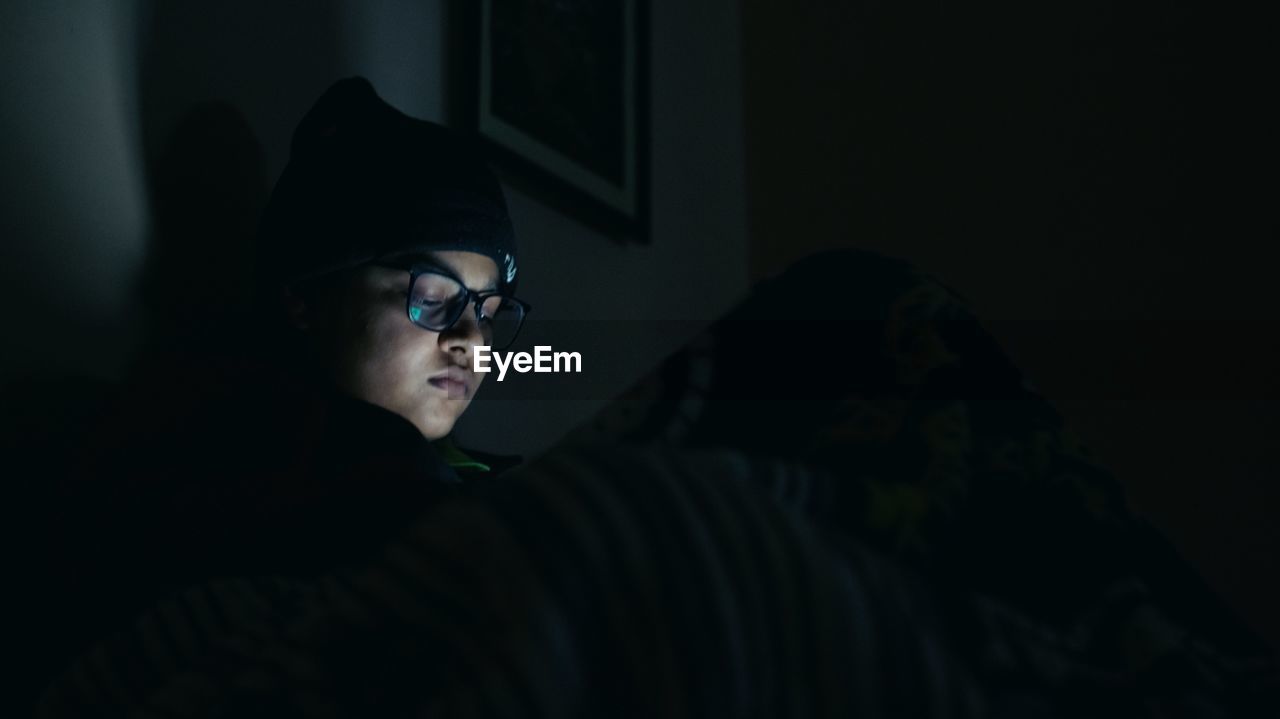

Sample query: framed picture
[455,0,649,240]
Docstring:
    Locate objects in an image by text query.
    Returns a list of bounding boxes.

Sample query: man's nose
[441,300,486,350]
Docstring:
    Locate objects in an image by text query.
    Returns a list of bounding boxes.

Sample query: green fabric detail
[433,436,490,472]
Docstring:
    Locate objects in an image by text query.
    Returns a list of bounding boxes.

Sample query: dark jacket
[19,340,498,712]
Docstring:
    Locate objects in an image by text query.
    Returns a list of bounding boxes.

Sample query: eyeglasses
[383,263,531,350]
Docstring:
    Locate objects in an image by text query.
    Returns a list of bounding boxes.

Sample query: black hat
[257,77,518,291]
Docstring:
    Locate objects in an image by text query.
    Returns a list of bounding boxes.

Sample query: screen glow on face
[326,251,505,439]
[405,267,525,350]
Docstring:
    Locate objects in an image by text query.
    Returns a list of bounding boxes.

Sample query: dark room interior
[3,1,1276,716]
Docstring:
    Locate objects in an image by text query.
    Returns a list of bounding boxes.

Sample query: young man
[23,77,527,710]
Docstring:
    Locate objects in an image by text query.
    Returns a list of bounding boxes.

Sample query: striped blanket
[37,442,1275,717]
[36,446,1023,718]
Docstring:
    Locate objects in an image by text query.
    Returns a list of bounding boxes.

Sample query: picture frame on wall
[454,0,649,241]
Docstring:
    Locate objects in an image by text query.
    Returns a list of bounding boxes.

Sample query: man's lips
[428,367,472,398]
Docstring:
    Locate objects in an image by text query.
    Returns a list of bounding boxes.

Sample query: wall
[455,0,749,454]
[0,0,748,456]
[1,1,149,381]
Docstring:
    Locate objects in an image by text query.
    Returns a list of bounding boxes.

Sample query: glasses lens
[407,272,466,329]
[481,296,527,349]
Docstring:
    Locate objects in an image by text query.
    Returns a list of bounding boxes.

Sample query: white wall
[0,0,747,457]
[453,0,749,455]
[1,0,149,381]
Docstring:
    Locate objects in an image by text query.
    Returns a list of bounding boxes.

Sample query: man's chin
[413,403,466,440]
[413,421,452,441]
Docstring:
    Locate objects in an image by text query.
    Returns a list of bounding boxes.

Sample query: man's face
[317,250,499,439]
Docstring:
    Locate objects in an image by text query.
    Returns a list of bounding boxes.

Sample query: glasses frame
[379,261,531,350]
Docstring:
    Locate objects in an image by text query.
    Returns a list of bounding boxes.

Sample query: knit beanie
[257,77,518,292]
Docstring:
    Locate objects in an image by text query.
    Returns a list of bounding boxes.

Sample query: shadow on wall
[0,0,349,384]
[136,0,348,181]
[131,0,341,358]
[1,103,269,506]
[135,102,268,361]
[1,0,349,445]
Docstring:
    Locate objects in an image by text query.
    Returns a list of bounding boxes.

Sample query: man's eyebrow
[438,261,499,294]
[394,253,499,293]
